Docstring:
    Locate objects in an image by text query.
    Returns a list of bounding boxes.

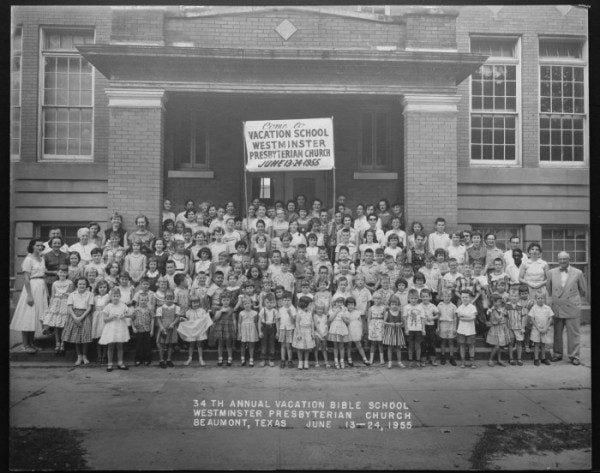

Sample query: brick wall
[108,105,164,236]
[165,10,403,49]
[111,9,165,44]
[403,108,458,233]
[405,13,457,50]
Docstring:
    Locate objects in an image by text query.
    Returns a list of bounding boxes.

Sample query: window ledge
[168,170,214,179]
[538,161,588,168]
[470,161,521,168]
[353,172,397,180]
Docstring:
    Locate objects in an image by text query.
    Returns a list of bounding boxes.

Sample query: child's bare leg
[198,343,204,363]
[387,346,393,364]
[286,343,293,362]
[346,342,352,363]
[448,340,455,359]
[107,343,114,367]
[459,343,465,362]
[408,339,414,361]
[322,344,328,365]
[489,346,498,362]
[378,342,385,364]
[396,348,403,365]
[516,341,522,361]
[313,346,319,364]
[468,343,475,365]
[534,342,540,361]
[355,341,367,361]
[54,330,61,349]
[369,342,376,363]
[280,342,286,363]
[248,342,255,361]
[116,343,124,365]
[158,341,165,362]
[167,344,173,361]
[415,342,422,363]
[226,340,233,361]
[304,350,310,363]
[540,343,546,360]
[339,343,345,366]
[497,345,503,363]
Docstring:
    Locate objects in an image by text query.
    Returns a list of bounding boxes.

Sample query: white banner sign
[244,118,334,172]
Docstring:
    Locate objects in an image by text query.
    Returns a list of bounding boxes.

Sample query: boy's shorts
[407,331,423,343]
[457,333,475,345]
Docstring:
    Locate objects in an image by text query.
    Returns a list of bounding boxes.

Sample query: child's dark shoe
[542,358,551,365]
[534,359,541,366]
[449,358,457,366]
[159,360,167,369]
[166,360,174,367]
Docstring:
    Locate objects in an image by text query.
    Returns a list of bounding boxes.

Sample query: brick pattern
[405,14,456,49]
[403,109,458,233]
[165,11,403,49]
[111,9,164,43]
[108,106,164,236]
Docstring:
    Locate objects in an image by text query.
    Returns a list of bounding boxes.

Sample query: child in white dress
[344,297,369,366]
[177,295,212,366]
[292,296,316,369]
[91,280,111,364]
[528,291,554,366]
[98,287,131,371]
[312,304,330,368]
[238,297,259,367]
[328,296,349,369]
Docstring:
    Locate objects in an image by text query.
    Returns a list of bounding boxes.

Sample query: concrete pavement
[10,331,591,470]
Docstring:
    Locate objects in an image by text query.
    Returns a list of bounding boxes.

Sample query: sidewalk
[10,327,591,470]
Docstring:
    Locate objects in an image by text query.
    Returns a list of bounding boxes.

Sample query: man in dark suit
[547,251,587,365]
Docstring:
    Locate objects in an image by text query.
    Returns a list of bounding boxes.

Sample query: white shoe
[184,357,192,366]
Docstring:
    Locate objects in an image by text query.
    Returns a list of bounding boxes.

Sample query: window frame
[179,110,210,170]
[35,222,89,247]
[11,25,23,162]
[470,225,523,252]
[358,110,392,171]
[38,27,95,162]
[538,36,588,168]
[469,35,522,167]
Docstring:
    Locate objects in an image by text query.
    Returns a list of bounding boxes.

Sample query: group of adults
[11,195,587,365]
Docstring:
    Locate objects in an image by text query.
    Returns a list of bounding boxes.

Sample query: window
[470,37,520,164]
[541,227,588,287]
[11,26,22,160]
[35,222,87,247]
[40,29,94,160]
[471,225,522,251]
[360,112,389,170]
[539,39,586,164]
[259,178,272,199]
[172,108,210,169]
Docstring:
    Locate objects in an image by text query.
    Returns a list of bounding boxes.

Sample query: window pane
[375,113,388,166]
[361,113,373,167]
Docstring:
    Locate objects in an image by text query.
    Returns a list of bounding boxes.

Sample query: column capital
[106,88,167,109]
[401,94,460,113]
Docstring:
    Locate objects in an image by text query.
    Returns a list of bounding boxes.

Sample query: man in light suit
[547,251,587,365]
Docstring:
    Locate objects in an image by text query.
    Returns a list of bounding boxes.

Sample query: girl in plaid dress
[62,277,94,366]
[155,290,182,368]
[486,295,511,367]
[211,291,237,367]
[382,296,406,368]
[42,265,73,355]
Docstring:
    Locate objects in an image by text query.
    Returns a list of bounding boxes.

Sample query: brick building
[10,5,589,293]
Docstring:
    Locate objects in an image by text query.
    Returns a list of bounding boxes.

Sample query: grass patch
[10,428,88,470]
[470,423,591,470]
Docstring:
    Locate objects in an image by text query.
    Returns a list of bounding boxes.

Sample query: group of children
[39,199,558,371]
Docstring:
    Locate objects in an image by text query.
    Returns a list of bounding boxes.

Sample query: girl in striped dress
[62,277,94,366]
[383,296,406,368]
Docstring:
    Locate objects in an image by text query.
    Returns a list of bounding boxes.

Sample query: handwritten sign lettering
[244,118,335,172]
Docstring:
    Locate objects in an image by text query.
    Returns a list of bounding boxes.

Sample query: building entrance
[250,171,329,207]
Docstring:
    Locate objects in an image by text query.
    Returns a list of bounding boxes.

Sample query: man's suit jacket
[546,266,587,318]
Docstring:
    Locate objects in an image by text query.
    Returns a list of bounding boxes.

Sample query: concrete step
[10,342,516,363]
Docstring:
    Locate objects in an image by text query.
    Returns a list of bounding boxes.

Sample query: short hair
[198,248,212,260]
[109,287,121,297]
[213,270,224,278]
[74,277,89,288]
[68,251,81,263]
[297,296,312,309]
[363,248,374,255]
[264,293,275,302]
[235,240,247,249]
[374,248,385,255]
[173,273,186,286]
[490,294,505,305]
[57,264,69,272]
[407,289,419,299]
[307,233,318,241]
[395,277,408,288]
[460,289,473,297]
[434,248,447,258]
[282,291,293,299]
[472,231,483,239]
[448,258,458,264]
[527,242,542,253]
[413,272,426,284]
[493,257,503,264]
[338,245,349,254]
[388,295,401,306]
[27,239,43,254]
[183,227,192,234]
[91,247,103,256]
[435,217,446,224]
[119,271,131,280]
[345,297,356,306]
[420,288,431,297]
[165,259,176,267]
[518,284,529,293]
